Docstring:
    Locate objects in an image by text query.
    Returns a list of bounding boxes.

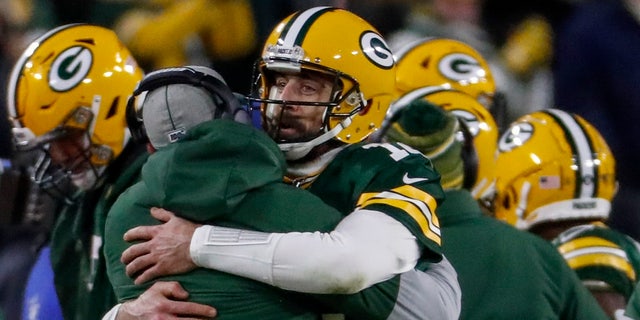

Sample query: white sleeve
[101,304,121,320]
[190,209,421,294]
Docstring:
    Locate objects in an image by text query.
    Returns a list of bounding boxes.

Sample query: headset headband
[125,66,249,143]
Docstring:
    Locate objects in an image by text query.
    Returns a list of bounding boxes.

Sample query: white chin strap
[279,117,352,160]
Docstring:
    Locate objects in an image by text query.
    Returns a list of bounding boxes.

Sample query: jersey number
[363,142,423,161]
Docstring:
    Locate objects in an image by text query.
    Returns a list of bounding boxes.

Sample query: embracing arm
[189,210,460,319]
[189,209,420,294]
[101,281,217,320]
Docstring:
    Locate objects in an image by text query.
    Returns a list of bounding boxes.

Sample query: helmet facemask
[14,107,113,202]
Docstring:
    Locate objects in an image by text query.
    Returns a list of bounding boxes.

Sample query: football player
[492,109,635,317]
[3,24,190,320]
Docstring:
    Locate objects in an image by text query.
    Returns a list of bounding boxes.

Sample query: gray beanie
[141,66,227,148]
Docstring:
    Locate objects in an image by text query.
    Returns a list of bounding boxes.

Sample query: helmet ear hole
[502,184,521,213]
[106,97,120,119]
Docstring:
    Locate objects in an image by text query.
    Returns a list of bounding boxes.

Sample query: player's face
[265,71,334,143]
[48,130,96,190]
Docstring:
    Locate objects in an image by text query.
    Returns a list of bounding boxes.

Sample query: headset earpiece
[125,91,147,144]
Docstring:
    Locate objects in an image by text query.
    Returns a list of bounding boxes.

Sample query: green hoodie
[105,120,344,319]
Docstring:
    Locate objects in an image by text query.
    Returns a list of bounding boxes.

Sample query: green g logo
[49,46,93,92]
[498,122,534,152]
[450,109,481,137]
[360,31,394,69]
[439,53,483,82]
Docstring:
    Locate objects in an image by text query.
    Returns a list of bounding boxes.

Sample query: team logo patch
[498,122,534,152]
[167,128,186,143]
[49,46,93,92]
[360,31,393,69]
[438,53,484,82]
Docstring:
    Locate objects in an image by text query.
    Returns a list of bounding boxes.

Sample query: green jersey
[437,189,609,319]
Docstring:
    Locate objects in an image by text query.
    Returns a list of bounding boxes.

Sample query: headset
[126,66,251,144]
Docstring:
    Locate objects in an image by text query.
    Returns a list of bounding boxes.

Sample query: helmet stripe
[279,6,334,47]
[545,109,597,199]
[572,116,600,198]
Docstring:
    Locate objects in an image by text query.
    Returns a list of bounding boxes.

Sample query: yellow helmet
[552,223,640,298]
[493,109,617,230]
[425,89,498,200]
[394,37,496,109]
[250,6,396,160]
[7,24,143,190]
